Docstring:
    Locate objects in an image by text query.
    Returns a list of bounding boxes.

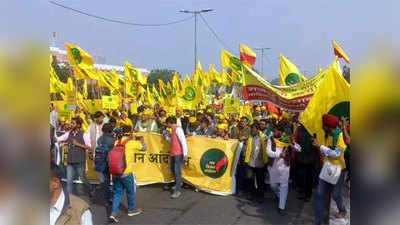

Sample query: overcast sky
[3,0,399,79]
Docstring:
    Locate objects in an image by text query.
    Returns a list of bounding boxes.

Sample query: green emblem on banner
[285,73,300,85]
[229,57,242,71]
[183,87,196,101]
[200,149,228,179]
[71,48,82,65]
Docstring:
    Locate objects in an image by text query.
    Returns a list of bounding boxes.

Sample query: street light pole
[180,9,214,71]
[254,47,271,74]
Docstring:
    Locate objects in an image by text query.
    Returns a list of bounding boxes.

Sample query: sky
[2,0,400,79]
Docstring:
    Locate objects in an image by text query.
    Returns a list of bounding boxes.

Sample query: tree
[147,69,178,88]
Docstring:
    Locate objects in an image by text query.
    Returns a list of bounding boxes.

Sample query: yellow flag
[145,86,155,106]
[279,54,307,86]
[73,66,99,80]
[179,74,201,110]
[221,49,243,82]
[83,79,88,98]
[65,42,94,69]
[239,43,256,68]
[209,64,222,84]
[332,40,350,63]
[240,104,253,123]
[299,63,350,144]
[126,81,137,98]
[124,61,147,85]
[172,72,184,97]
[221,69,232,86]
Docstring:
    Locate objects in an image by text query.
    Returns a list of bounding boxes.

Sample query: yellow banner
[224,97,240,113]
[102,95,119,109]
[183,136,239,195]
[59,132,239,195]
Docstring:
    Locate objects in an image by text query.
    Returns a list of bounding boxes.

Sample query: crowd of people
[49,100,350,225]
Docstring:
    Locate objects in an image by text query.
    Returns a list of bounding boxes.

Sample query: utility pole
[254,47,271,74]
[180,9,214,71]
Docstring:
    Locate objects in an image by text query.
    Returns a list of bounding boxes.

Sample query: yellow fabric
[118,137,144,175]
[221,49,243,83]
[324,132,347,169]
[332,40,350,63]
[117,117,133,127]
[279,54,307,86]
[189,116,196,123]
[274,138,290,148]
[299,62,350,145]
[65,42,94,69]
[239,43,256,67]
[245,132,268,164]
[217,123,228,130]
[124,61,147,85]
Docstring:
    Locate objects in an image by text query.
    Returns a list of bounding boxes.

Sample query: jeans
[66,163,91,195]
[270,183,289,210]
[111,173,136,215]
[102,167,111,202]
[315,171,346,223]
[245,166,265,198]
[170,155,183,192]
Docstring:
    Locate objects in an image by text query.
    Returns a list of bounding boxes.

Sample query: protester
[109,124,145,223]
[94,123,115,206]
[163,116,188,199]
[117,111,133,128]
[135,110,158,133]
[293,123,317,202]
[55,116,95,197]
[195,118,216,136]
[50,163,93,225]
[267,121,301,215]
[311,114,348,225]
[215,123,229,139]
[243,122,267,203]
[88,111,105,185]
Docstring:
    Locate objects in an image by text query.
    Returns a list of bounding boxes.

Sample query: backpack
[108,137,132,176]
[94,136,114,172]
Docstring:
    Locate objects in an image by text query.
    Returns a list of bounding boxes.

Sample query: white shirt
[175,126,188,156]
[50,110,58,129]
[266,138,301,184]
[50,190,93,225]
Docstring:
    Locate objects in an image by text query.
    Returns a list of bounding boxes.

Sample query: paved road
[75,183,320,225]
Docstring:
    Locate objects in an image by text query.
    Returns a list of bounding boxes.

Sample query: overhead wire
[49,1,194,27]
[199,13,233,52]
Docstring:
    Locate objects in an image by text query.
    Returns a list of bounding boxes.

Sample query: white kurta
[266,138,301,184]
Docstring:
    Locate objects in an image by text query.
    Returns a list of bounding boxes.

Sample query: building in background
[49,46,150,75]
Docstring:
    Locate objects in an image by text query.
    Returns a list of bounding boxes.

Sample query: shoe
[297,194,305,200]
[194,188,199,192]
[171,191,182,199]
[127,208,143,217]
[183,183,191,189]
[304,197,311,202]
[335,211,347,218]
[163,185,171,191]
[109,214,119,223]
[277,208,287,216]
